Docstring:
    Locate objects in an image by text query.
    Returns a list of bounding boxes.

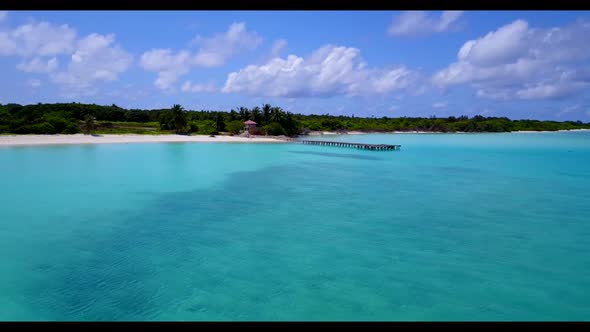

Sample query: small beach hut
[244,120,257,134]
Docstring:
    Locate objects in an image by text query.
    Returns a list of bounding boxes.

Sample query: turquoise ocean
[1,132,589,320]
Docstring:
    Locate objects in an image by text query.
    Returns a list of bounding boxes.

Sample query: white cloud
[457,20,529,67]
[515,81,587,100]
[50,33,132,96]
[192,22,262,67]
[0,11,7,22]
[0,21,76,57]
[140,49,192,90]
[432,102,447,109]
[181,81,217,93]
[388,11,464,37]
[28,78,41,88]
[270,39,287,58]
[222,44,420,98]
[0,17,132,97]
[140,22,262,90]
[433,19,590,101]
[16,57,58,73]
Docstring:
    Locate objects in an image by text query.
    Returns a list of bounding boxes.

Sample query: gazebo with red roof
[244,120,257,134]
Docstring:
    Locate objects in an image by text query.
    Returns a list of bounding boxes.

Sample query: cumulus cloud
[0,21,76,57]
[140,49,192,90]
[222,44,420,98]
[16,57,58,73]
[181,81,217,93]
[433,19,590,101]
[457,20,529,67]
[193,22,262,67]
[0,19,132,97]
[388,11,464,37]
[50,33,132,96]
[141,22,262,90]
[515,81,587,100]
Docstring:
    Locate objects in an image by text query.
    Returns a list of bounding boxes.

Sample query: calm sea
[1,132,589,320]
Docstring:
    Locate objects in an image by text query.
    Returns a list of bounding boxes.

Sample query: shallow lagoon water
[1,132,589,320]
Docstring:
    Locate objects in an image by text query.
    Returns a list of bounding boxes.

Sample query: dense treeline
[1,102,589,136]
[295,114,590,133]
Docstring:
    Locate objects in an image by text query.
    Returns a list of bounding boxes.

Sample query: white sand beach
[0,134,289,146]
[305,131,341,136]
[512,129,590,133]
[308,129,590,136]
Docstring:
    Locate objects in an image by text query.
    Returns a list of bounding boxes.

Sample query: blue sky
[1,10,589,120]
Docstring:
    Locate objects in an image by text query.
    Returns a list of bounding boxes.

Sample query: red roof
[244,120,257,125]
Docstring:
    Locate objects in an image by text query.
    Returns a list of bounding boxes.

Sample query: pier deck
[297,140,401,151]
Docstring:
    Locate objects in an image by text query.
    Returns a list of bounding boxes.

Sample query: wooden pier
[298,140,401,151]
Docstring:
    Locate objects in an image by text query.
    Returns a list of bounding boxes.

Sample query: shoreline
[509,129,590,133]
[0,134,290,147]
[303,129,590,136]
[2,128,589,146]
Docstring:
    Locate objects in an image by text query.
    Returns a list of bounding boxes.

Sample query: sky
[1,10,589,121]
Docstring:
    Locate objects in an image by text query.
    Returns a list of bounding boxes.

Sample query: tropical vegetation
[1,102,588,136]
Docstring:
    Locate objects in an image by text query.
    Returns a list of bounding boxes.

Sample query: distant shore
[304,129,590,136]
[0,134,289,146]
[510,129,590,133]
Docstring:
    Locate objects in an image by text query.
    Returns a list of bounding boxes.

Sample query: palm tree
[270,106,285,123]
[84,114,96,135]
[251,106,262,124]
[282,111,299,136]
[229,108,238,121]
[238,107,250,121]
[262,104,272,124]
[170,104,188,134]
[215,112,225,132]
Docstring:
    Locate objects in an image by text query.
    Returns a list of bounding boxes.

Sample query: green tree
[238,107,250,121]
[262,104,272,124]
[281,111,300,136]
[158,112,173,130]
[226,120,244,135]
[264,122,286,136]
[170,104,188,134]
[0,108,14,126]
[228,109,239,121]
[63,122,80,134]
[84,114,96,135]
[215,113,226,132]
[270,106,284,123]
[251,106,262,124]
[189,121,199,133]
[196,120,217,135]
[1,102,590,135]
[44,112,71,133]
